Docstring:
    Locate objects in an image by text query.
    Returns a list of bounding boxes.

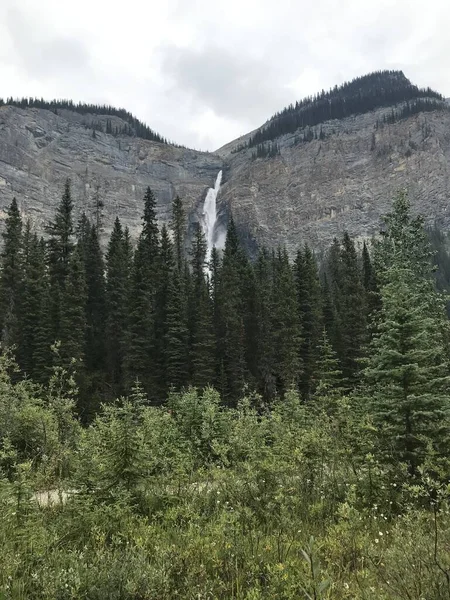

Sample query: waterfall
[201,170,223,264]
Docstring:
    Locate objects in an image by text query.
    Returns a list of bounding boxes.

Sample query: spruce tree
[18,225,47,376]
[337,232,367,388]
[156,225,189,395]
[362,240,381,320]
[295,245,322,399]
[126,187,160,397]
[216,217,247,404]
[32,239,54,384]
[83,225,106,374]
[46,179,75,339]
[0,197,23,350]
[105,218,131,394]
[59,245,87,368]
[189,224,215,389]
[171,195,185,271]
[254,248,276,401]
[271,248,301,394]
[313,329,343,402]
[364,191,450,475]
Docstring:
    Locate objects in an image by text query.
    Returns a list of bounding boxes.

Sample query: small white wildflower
[375,538,379,544]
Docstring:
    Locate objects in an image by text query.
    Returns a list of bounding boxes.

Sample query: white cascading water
[201,170,223,264]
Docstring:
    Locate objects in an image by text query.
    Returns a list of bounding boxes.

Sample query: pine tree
[295,245,322,399]
[171,195,185,271]
[46,179,75,339]
[364,191,450,475]
[362,240,381,320]
[271,248,301,394]
[83,225,106,374]
[216,218,247,404]
[59,245,87,368]
[324,238,344,356]
[0,197,23,350]
[105,218,131,394]
[18,225,47,376]
[126,187,160,397]
[32,239,54,384]
[254,248,276,401]
[337,233,367,388]
[313,329,343,401]
[156,225,189,395]
[189,224,215,389]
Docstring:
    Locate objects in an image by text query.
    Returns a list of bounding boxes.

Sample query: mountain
[1,70,450,253]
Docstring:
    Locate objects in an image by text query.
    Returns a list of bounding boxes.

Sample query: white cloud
[0,0,448,150]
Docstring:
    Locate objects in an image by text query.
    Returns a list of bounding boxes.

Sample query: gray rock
[1,103,450,255]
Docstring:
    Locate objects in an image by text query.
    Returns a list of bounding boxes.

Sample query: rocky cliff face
[219,105,450,254]
[0,105,223,242]
[1,101,450,254]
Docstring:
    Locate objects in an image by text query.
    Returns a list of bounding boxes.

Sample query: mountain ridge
[1,70,450,254]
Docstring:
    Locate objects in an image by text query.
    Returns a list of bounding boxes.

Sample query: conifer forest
[2,180,450,599]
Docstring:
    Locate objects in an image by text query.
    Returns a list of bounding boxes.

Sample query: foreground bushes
[1,357,450,600]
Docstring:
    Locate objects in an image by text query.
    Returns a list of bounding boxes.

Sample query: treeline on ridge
[247,70,446,148]
[0,97,171,145]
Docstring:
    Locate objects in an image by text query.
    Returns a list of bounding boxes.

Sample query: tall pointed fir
[295,244,322,399]
[126,187,160,398]
[337,232,367,388]
[324,239,344,357]
[313,329,344,410]
[271,248,301,395]
[362,240,381,321]
[18,224,47,376]
[216,217,248,405]
[189,224,215,389]
[46,179,75,340]
[254,248,276,401]
[32,238,53,384]
[364,191,450,476]
[159,225,189,393]
[83,224,106,376]
[59,244,87,370]
[0,197,23,351]
[105,218,131,395]
[171,195,185,271]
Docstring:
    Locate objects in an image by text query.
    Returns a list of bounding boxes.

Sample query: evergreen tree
[216,218,247,404]
[189,224,215,389]
[18,225,47,376]
[46,179,75,338]
[126,187,160,397]
[295,245,322,399]
[83,225,106,374]
[105,218,131,394]
[0,197,23,350]
[156,225,189,395]
[364,191,450,475]
[271,248,301,394]
[254,248,276,401]
[324,238,344,356]
[362,240,381,320]
[171,195,185,271]
[59,245,87,369]
[165,265,190,392]
[313,329,343,401]
[337,233,367,388]
[32,239,54,384]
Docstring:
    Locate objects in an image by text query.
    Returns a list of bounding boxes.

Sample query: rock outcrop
[0,105,223,242]
[219,106,450,254]
[1,100,450,255]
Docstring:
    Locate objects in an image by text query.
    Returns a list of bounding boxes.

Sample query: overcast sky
[0,0,448,150]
